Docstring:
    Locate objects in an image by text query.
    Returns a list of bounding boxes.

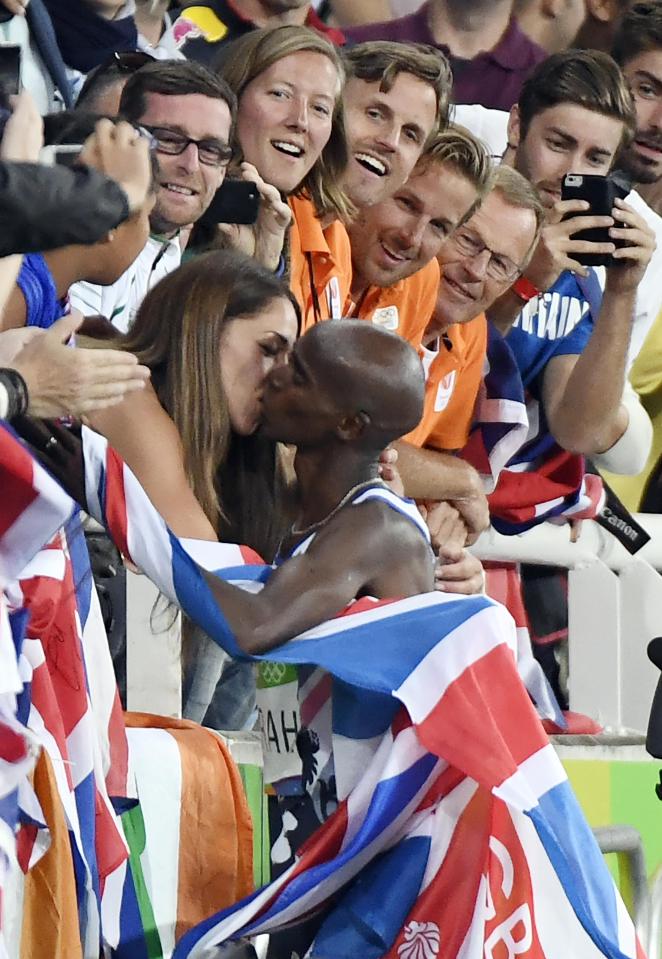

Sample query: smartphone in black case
[561,173,629,267]
[200,180,260,226]
[0,43,21,97]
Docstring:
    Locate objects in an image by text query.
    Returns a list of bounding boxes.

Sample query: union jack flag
[0,424,130,955]
[0,423,72,953]
[81,426,644,959]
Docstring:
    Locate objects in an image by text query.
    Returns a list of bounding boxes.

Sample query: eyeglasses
[451,228,522,283]
[141,124,233,168]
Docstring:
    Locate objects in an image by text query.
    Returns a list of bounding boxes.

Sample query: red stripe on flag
[104,688,129,800]
[239,545,266,566]
[248,803,350,924]
[385,785,493,959]
[417,765,466,812]
[300,673,332,727]
[0,431,38,539]
[0,724,30,763]
[336,597,397,619]
[417,644,548,788]
[16,822,38,874]
[483,800,546,958]
[391,707,414,739]
[94,788,128,882]
[104,449,130,560]
[291,799,349,869]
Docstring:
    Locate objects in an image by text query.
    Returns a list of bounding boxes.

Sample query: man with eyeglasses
[406,165,543,457]
[70,60,236,333]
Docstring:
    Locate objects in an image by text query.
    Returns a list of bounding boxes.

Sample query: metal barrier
[593,825,650,942]
[647,863,662,959]
[471,514,662,734]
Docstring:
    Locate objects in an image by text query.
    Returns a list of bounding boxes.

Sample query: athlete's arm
[88,385,218,541]
[202,502,433,654]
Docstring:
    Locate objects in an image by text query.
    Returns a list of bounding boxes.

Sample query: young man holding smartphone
[456,51,655,484]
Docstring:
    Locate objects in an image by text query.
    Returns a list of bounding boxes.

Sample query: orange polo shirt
[404,313,488,452]
[349,259,440,351]
[288,195,353,333]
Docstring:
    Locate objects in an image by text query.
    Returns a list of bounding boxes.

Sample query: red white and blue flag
[0,423,72,953]
[462,321,529,493]
[80,426,644,959]
[0,424,130,955]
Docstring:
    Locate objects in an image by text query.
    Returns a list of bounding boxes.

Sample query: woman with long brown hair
[86,249,300,726]
[88,248,299,554]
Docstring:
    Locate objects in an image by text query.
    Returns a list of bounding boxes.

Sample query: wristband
[0,368,29,420]
[512,276,541,303]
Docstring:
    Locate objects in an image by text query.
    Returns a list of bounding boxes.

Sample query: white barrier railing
[472,514,662,734]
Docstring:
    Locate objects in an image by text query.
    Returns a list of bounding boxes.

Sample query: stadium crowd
[2,0,662,956]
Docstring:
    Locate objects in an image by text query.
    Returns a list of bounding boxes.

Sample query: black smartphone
[200,180,260,226]
[0,44,21,97]
[561,173,629,267]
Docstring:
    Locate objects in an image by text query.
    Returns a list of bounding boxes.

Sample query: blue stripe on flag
[212,565,272,584]
[263,596,493,694]
[0,792,19,833]
[67,512,92,629]
[332,679,399,740]
[242,752,438,932]
[311,834,432,958]
[73,770,101,941]
[529,781,624,957]
[168,532,251,659]
[112,866,149,959]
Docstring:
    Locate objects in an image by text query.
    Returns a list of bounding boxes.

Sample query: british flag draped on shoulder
[81,426,644,959]
[0,424,131,957]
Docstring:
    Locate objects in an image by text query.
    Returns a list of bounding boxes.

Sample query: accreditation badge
[371,305,399,331]
[256,662,302,784]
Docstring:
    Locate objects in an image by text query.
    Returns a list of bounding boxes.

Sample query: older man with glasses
[69,59,236,333]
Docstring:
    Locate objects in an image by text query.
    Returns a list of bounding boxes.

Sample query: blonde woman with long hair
[216,25,355,329]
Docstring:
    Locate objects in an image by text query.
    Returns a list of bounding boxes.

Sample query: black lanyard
[306,252,323,325]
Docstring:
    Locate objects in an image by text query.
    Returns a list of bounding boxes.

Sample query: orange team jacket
[288,195,353,333]
[350,258,440,351]
[403,313,488,452]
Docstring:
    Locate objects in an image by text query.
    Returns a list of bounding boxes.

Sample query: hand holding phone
[561,174,629,267]
[199,179,260,227]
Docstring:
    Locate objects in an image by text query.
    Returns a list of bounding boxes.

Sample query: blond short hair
[415,124,494,224]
